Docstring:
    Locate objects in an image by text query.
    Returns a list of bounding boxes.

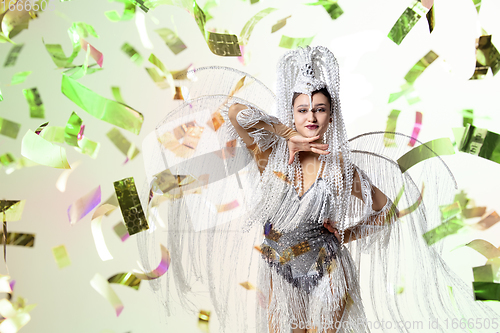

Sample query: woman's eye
[316,108,325,112]
[298,109,307,113]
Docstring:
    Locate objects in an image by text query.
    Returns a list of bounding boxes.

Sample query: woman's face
[293,93,331,139]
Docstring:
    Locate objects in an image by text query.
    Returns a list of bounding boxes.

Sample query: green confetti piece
[3,44,24,67]
[145,67,168,89]
[473,281,500,301]
[279,35,315,49]
[40,126,65,143]
[52,245,71,269]
[239,8,278,45]
[61,74,144,135]
[22,87,45,118]
[106,128,140,160]
[462,109,473,127]
[439,202,461,222]
[454,190,469,209]
[121,42,143,65]
[64,111,83,147]
[114,177,149,236]
[423,217,464,245]
[0,117,21,139]
[383,109,400,147]
[388,0,427,45]
[111,87,126,104]
[458,124,500,164]
[105,0,136,21]
[75,137,100,159]
[472,0,481,13]
[155,28,187,54]
[0,153,15,167]
[473,265,494,283]
[307,0,343,20]
[404,50,438,84]
[10,71,32,85]
[21,130,71,169]
[397,137,455,173]
[0,88,3,102]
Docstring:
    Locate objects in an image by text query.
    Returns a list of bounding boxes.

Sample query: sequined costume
[138,47,498,332]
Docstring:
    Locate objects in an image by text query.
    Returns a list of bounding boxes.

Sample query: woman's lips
[305,125,318,129]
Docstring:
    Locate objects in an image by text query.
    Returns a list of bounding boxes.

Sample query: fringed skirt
[257,219,370,332]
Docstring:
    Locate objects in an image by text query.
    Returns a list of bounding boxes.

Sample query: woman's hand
[287,134,330,164]
[323,219,341,243]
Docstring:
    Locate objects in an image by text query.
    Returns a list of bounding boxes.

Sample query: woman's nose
[307,111,317,121]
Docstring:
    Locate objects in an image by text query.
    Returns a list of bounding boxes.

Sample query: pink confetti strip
[67,186,101,224]
[133,244,170,280]
[80,38,104,68]
[408,111,423,147]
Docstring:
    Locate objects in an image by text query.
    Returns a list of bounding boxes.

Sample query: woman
[139,46,497,332]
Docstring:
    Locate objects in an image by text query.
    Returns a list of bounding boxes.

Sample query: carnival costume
[138,46,497,332]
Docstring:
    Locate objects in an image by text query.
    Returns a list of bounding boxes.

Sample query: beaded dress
[138,47,497,332]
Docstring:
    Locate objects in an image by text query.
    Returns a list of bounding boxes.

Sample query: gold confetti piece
[0,0,34,42]
[239,281,255,290]
[113,221,129,242]
[22,88,44,118]
[397,183,424,218]
[51,245,71,269]
[470,35,500,80]
[240,8,277,45]
[388,0,428,45]
[145,67,168,89]
[132,244,169,279]
[473,265,494,283]
[465,239,500,259]
[10,71,31,85]
[155,28,186,54]
[206,31,241,56]
[21,130,71,169]
[273,171,291,184]
[462,206,486,219]
[383,109,400,147]
[3,44,24,67]
[105,0,136,22]
[67,186,101,224]
[90,273,124,317]
[397,137,455,173]
[61,74,144,135]
[271,15,291,33]
[426,5,434,33]
[107,272,141,290]
[0,232,35,247]
[121,42,143,65]
[207,110,225,131]
[473,211,500,230]
[0,117,21,139]
[279,35,315,49]
[0,200,26,222]
[114,177,148,236]
[404,51,438,84]
[0,298,33,333]
[106,128,140,161]
[216,200,239,212]
[198,309,210,333]
[158,121,204,158]
[90,204,117,261]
